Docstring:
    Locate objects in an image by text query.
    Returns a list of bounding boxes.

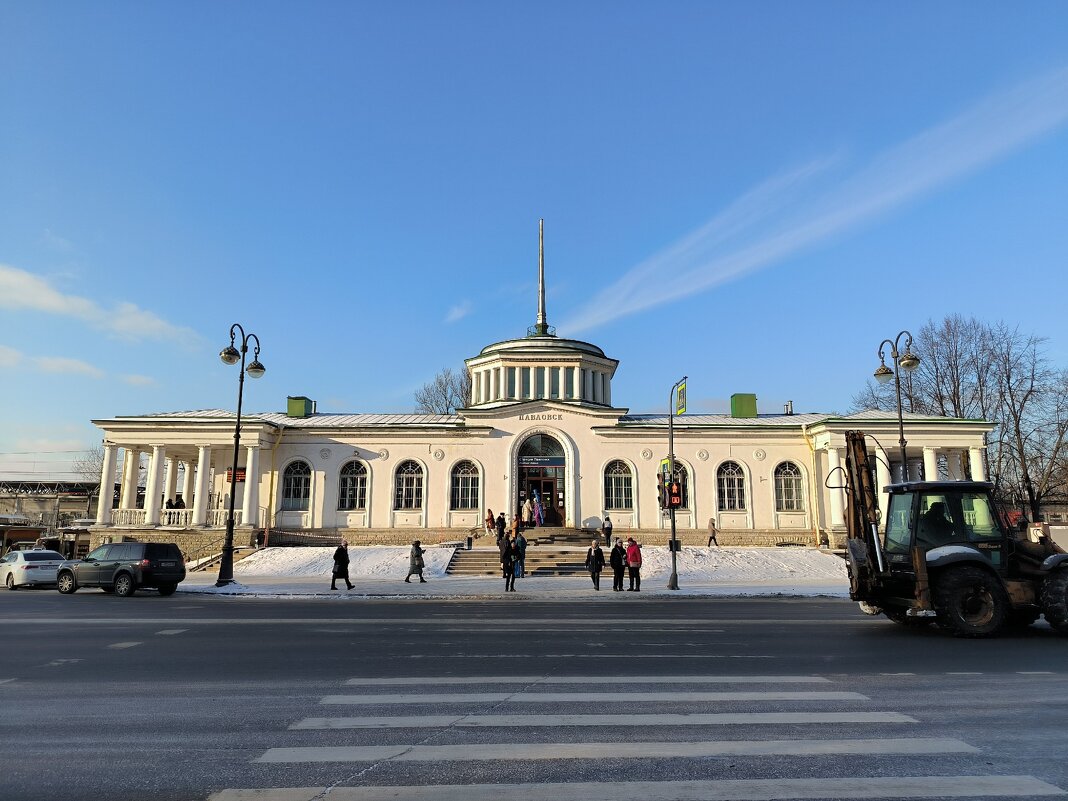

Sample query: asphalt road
[2,589,1067,801]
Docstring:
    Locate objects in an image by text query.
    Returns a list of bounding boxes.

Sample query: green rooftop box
[730,393,758,419]
[287,396,315,418]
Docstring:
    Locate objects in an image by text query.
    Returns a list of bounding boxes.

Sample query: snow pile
[640,546,848,583]
[234,546,454,579]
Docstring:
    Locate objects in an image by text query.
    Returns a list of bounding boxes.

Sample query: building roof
[111,409,464,428]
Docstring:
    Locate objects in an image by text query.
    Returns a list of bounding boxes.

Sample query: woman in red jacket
[625,537,642,592]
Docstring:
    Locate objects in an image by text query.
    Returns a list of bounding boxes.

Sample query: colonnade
[471,365,612,405]
[95,442,262,529]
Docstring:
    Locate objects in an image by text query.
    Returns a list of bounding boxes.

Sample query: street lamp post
[874,331,920,481]
[667,375,687,591]
[216,323,265,587]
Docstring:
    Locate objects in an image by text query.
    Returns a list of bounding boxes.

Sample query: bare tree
[72,445,105,482]
[414,367,473,414]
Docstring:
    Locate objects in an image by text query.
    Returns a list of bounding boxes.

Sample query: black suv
[57,542,186,597]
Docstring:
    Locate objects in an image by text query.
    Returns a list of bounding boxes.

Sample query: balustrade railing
[113,509,146,526]
[209,509,243,528]
[160,509,194,528]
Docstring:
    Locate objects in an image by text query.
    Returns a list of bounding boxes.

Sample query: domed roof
[477,335,607,359]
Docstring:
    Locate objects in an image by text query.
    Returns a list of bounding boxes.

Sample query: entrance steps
[446,533,597,577]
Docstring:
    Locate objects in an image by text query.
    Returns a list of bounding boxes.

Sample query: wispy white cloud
[121,374,156,387]
[0,344,22,369]
[558,67,1068,334]
[40,228,75,253]
[34,356,105,378]
[445,300,473,323]
[0,263,199,344]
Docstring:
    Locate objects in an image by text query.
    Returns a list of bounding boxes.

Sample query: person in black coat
[502,540,520,592]
[585,539,606,591]
[495,512,506,543]
[331,540,354,590]
[609,538,627,592]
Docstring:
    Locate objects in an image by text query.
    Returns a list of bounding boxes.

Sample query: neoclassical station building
[90,249,993,548]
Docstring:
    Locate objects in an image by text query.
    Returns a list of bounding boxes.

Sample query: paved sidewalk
[179,571,849,600]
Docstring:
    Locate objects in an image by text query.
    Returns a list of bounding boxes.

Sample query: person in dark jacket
[502,540,520,592]
[516,530,527,577]
[585,539,606,590]
[609,538,627,591]
[331,540,354,590]
[601,516,613,546]
[405,540,427,583]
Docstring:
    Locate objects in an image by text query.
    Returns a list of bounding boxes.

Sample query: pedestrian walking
[601,515,613,546]
[484,508,496,537]
[625,537,642,591]
[707,517,719,547]
[502,540,520,592]
[516,529,528,577]
[610,537,627,591]
[522,497,533,527]
[331,540,354,590]
[405,540,427,583]
[585,539,606,590]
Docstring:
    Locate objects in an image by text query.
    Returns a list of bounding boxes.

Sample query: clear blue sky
[2,1,1067,478]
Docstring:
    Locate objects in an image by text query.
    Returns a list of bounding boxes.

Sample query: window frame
[717,461,747,512]
[603,460,633,511]
[449,460,480,511]
[394,459,425,511]
[281,460,312,512]
[337,460,368,511]
[773,461,805,512]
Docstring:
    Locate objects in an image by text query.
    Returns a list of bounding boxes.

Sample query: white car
[0,549,67,589]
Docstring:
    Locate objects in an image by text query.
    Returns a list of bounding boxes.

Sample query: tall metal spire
[536,218,547,334]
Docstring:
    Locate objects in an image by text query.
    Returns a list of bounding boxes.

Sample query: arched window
[603,460,633,510]
[671,463,690,509]
[717,461,746,511]
[394,460,424,510]
[450,460,480,510]
[774,462,804,512]
[281,460,311,511]
[338,461,367,511]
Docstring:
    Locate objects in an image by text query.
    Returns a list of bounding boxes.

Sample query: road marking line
[881,672,915,676]
[344,675,831,686]
[107,642,142,649]
[322,690,868,705]
[291,711,919,730]
[1018,671,1055,674]
[210,775,1067,800]
[0,678,15,685]
[946,672,982,675]
[155,629,188,635]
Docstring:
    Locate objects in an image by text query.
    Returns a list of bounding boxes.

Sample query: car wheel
[5,573,16,590]
[933,565,1009,637]
[1040,569,1068,632]
[113,573,136,597]
[157,583,177,597]
[57,572,77,594]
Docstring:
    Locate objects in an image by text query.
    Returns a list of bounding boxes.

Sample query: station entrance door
[517,434,566,527]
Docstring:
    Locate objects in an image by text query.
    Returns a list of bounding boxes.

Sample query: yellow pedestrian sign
[676,380,686,415]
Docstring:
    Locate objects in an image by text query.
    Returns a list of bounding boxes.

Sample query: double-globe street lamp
[216,323,265,587]
[874,331,920,481]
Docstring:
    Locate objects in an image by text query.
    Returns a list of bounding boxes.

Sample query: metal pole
[893,356,907,480]
[216,327,247,587]
[666,376,685,591]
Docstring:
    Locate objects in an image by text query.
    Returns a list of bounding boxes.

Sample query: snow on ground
[235,545,454,578]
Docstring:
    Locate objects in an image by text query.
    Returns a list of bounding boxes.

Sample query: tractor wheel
[884,607,933,627]
[932,565,1009,638]
[1040,570,1068,633]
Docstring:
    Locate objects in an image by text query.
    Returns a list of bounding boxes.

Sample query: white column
[875,446,892,528]
[144,445,166,526]
[192,445,212,526]
[605,373,612,406]
[120,448,140,509]
[826,447,845,528]
[557,366,565,399]
[96,444,119,526]
[526,367,534,399]
[180,461,195,505]
[969,447,986,481]
[241,445,261,528]
[163,457,178,505]
[923,447,939,482]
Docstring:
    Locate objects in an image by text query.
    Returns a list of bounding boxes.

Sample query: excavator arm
[842,430,886,601]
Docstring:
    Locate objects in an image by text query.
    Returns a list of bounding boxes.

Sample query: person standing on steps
[610,537,627,591]
[502,538,520,592]
[707,517,719,547]
[516,529,528,577]
[601,515,613,547]
[331,540,354,591]
[495,512,506,544]
[626,537,642,591]
[405,540,427,583]
[585,539,606,590]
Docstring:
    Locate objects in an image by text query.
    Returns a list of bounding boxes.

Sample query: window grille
[281,460,311,511]
[338,461,367,511]
[717,461,746,511]
[603,460,633,510]
[450,460,480,510]
[774,462,804,512]
[394,460,424,510]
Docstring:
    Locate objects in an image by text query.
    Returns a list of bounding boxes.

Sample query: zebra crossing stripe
[208,775,1068,800]
[343,674,832,685]
[255,737,977,763]
[290,710,918,729]
[321,690,867,704]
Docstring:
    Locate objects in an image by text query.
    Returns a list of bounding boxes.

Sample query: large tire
[57,571,77,594]
[6,573,16,590]
[884,606,933,627]
[933,565,1009,637]
[1040,570,1068,633]
[157,583,177,597]
[113,573,136,597]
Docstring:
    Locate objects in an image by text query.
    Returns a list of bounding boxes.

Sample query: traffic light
[657,474,667,509]
[668,480,682,509]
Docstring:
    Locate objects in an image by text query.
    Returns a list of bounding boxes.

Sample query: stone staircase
[447,528,601,576]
